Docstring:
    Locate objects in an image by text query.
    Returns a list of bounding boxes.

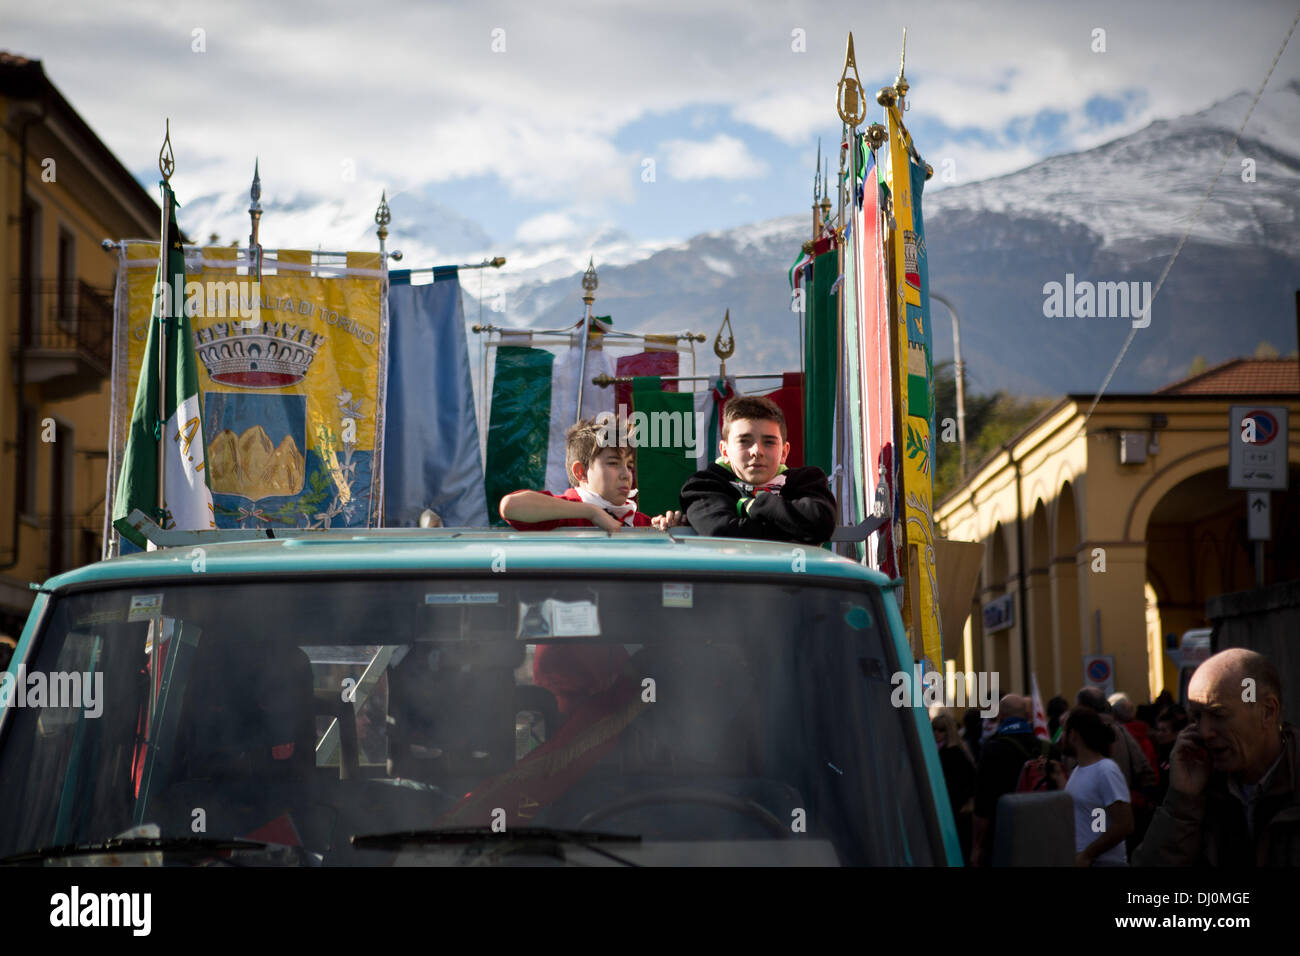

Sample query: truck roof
[40,529,895,594]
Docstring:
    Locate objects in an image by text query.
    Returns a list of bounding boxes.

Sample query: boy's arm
[745,470,837,543]
[680,472,753,537]
[499,491,619,531]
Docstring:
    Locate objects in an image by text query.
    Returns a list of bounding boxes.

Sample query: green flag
[629,376,697,518]
[112,182,215,548]
[803,249,838,475]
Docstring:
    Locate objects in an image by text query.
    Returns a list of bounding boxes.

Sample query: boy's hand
[590,507,623,533]
[651,510,685,530]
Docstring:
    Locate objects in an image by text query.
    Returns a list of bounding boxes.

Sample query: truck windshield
[0,576,938,865]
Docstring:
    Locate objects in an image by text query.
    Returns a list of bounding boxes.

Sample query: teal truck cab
[0,527,962,866]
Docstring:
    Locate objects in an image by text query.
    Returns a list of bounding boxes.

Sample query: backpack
[1001,735,1055,793]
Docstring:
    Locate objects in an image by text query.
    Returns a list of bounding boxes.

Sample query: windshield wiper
[0,836,313,867]
[351,826,642,866]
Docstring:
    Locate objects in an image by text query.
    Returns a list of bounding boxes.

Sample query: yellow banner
[885,107,943,667]
[110,245,386,533]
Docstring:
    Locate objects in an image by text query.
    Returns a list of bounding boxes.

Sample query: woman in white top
[1047,706,1135,866]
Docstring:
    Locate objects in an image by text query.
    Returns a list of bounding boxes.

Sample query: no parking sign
[1082,654,1115,697]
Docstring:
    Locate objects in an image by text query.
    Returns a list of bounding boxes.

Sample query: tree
[932,361,1053,501]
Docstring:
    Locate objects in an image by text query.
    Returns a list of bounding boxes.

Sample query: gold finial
[837,32,866,128]
[714,308,735,364]
[581,257,598,306]
[158,119,175,182]
[895,28,909,100]
[924,162,934,180]
[864,122,887,150]
[375,190,391,242]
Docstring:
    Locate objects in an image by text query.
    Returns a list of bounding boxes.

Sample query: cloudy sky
[8,0,1300,262]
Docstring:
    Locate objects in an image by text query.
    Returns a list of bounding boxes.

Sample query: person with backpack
[970,694,1056,866]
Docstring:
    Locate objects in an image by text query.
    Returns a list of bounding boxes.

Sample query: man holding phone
[1134,648,1299,866]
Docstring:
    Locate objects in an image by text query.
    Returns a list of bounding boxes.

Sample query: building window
[19,405,38,518]
[21,197,43,341]
[57,227,76,334]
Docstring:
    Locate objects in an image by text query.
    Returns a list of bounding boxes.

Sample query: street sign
[1082,654,1115,696]
[982,593,1014,633]
[1229,405,1289,490]
[1247,491,1270,540]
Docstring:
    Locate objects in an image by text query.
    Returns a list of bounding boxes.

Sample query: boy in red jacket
[499,417,681,531]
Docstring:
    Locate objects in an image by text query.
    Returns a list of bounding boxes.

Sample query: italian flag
[112,182,215,548]
[483,338,614,523]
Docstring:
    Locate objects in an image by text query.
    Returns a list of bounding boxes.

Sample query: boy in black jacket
[679,395,836,544]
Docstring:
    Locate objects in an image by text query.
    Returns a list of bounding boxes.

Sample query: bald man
[971,694,1052,866]
[1134,648,1299,866]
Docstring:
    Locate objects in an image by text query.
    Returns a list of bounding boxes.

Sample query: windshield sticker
[74,609,127,627]
[662,583,693,608]
[127,594,163,622]
[844,605,873,630]
[425,593,499,606]
[516,599,601,639]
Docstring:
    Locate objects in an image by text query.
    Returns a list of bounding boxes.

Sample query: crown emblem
[195,322,324,389]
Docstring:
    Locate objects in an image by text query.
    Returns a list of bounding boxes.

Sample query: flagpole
[375,191,391,528]
[837,34,867,557]
[156,121,175,535]
[248,158,262,290]
[576,258,597,424]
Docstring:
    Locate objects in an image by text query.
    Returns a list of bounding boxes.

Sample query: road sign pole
[1246,489,1270,589]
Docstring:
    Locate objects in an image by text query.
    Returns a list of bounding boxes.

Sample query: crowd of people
[931,647,1298,867]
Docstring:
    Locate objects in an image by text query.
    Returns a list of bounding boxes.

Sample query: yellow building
[1,53,160,633]
[935,358,1300,705]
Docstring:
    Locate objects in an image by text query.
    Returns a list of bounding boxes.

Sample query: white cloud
[731,92,827,145]
[515,211,582,243]
[660,134,768,180]
[5,0,1295,245]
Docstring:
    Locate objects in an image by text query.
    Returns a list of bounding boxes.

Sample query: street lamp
[930,291,966,479]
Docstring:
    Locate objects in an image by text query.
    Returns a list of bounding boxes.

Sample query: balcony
[10,278,113,400]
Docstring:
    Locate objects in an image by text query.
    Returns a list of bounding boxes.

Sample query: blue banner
[385,271,487,527]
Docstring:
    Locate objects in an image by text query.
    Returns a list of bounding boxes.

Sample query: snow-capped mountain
[173,80,1300,397]
[465,80,1300,396]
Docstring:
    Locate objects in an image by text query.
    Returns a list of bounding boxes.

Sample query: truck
[0,523,963,866]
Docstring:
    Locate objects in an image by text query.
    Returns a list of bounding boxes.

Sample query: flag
[854,141,900,578]
[385,270,487,527]
[107,242,387,544]
[629,376,697,518]
[112,183,215,548]
[765,372,804,468]
[691,374,734,472]
[614,342,678,411]
[1031,674,1050,740]
[483,335,613,522]
[885,102,943,666]
[801,248,839,476]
